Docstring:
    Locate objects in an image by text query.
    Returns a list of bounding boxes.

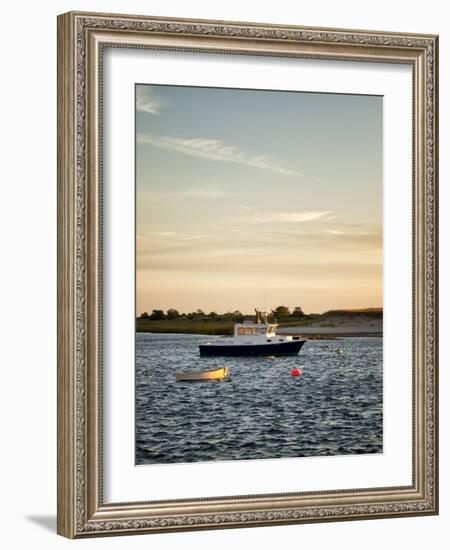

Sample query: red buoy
[291,368,302,377]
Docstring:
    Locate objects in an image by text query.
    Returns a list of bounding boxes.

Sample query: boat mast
[255,309,268,324]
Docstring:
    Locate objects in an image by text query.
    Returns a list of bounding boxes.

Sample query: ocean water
[135,333,383,465]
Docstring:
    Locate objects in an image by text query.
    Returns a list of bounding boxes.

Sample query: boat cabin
[233,310,289,344]
[234,321,278,342]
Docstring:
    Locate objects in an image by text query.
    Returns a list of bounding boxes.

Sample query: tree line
[138,306,306,321]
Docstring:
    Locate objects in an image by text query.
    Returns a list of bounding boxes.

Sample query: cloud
[182,187,230,199]
[139,185,231,201]
[243,210,332,223]
[137,225,382,275]
[146,231,208,241]
[137,134,302,176]
[323,229,375,236]
[136,87,164,115]
[137,249,382,277]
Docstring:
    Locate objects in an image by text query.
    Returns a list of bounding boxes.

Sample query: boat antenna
[263,277,267,313]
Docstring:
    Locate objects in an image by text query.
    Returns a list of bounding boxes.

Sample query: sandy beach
[278,314,382,337]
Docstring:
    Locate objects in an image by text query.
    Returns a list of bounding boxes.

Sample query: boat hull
[199,339,306,357]
[176,367,229,381]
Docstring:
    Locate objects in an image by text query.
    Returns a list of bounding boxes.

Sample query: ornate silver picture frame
[57,11,438,538]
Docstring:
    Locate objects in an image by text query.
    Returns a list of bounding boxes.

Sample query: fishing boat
[176,366,229,382]
[199,309,306,357]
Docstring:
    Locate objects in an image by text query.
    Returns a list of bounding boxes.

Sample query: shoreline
[137,330,382,339]
[286,332,381,339]
[136,311,383,339]
[278,326,382,337]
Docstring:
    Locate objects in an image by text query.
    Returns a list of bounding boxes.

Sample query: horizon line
[137,306,383,316]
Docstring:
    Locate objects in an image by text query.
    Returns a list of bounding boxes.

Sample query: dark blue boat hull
[199,339,306,357]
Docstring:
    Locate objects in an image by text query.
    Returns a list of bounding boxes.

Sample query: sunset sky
[136,84,383,315]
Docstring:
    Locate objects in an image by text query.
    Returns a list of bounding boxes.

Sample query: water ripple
[136,334,383,464]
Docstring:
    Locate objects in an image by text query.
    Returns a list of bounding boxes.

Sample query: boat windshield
[237,327,256,335]
[237,325,272,336]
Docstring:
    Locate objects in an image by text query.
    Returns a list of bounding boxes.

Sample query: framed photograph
[57,11,439,538]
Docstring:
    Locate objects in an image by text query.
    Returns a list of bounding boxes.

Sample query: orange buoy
[291,368,302,377]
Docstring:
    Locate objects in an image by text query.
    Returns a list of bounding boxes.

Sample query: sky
[136,84,383,315]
